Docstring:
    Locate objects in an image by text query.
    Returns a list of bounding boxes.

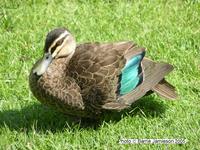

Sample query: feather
[152,79,178,100]
[102,102,129,111]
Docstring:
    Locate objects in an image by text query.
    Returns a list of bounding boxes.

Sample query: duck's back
[68,42,145,107]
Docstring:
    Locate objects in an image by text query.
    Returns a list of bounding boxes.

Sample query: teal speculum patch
[119,51,145,95]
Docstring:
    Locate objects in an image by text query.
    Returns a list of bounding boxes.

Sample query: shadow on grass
[101,95,167,125]
[0,95,167,132]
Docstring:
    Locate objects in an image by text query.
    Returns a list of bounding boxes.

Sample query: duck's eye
[56,39,63,46]
[46,55,49,59]
[51,45,57,53]
[50,37,65,53]
[50,39,64,53]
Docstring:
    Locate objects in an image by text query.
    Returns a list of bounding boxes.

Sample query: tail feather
[152,79,178,100]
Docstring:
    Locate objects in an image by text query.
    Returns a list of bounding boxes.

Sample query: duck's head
[33,28,76,76]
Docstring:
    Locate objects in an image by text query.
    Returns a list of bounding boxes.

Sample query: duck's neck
[49,51,75,77]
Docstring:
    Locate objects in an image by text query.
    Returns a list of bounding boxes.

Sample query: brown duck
[29,28,178,118]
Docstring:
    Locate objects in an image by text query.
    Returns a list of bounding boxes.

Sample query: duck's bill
[33,53,53,76]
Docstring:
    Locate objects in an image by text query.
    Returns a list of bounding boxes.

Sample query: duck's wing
[69,41,146,109]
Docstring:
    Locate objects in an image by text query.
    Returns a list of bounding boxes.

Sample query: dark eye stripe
[50,45,57,53]
[50,36,66,53]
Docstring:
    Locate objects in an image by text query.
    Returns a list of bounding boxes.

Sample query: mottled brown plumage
[29,28,178,118]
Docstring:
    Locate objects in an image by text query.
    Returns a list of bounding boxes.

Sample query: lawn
[0,0,200,149]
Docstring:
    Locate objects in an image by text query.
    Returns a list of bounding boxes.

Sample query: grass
[0,0,200,149]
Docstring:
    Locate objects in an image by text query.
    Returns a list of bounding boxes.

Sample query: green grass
[0,0,200,149]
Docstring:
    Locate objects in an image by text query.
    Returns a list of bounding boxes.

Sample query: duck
[29,27,178,118]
